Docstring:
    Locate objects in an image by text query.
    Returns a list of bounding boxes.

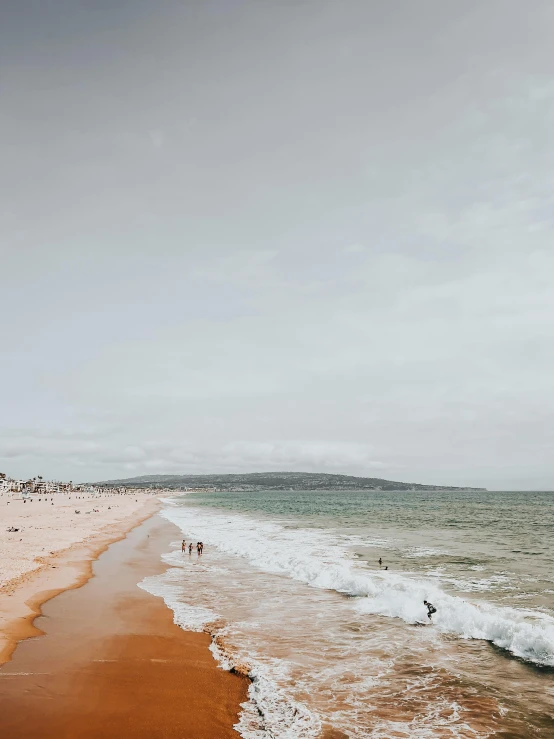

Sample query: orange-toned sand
[0,513,248,738]
[0,490,161,663]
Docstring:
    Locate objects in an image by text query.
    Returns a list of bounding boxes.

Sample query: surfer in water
[423,600,437,621]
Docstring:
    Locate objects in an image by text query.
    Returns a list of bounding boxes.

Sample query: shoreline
[0,509,249,737]
[0,494,160,665]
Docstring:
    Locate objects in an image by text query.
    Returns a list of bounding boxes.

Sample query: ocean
[140,490,554,738]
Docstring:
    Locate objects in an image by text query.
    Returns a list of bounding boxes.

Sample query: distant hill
[93,471,485,492]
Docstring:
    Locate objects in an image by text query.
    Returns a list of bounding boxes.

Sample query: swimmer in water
[423,600,437,621]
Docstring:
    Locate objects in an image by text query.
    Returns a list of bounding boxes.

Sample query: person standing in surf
[423,600,437,621]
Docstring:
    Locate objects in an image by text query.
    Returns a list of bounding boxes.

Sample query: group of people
[181,539,204,555]
[378,557,437,621]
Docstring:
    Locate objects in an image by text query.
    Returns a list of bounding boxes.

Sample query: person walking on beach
[188,543,193,554]
[182,539,186,553]
[423,600,437,621]
[378,557,382,566]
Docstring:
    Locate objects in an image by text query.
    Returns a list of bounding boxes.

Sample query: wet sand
[0,513,248,738]
[0,492,160,663]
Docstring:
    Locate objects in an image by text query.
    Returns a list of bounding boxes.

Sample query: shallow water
[141,490,554,737]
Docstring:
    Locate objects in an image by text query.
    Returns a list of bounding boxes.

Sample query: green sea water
[145,489,554,737]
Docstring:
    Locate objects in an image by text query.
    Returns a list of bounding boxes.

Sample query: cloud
[149,130,164,151]
[0,432,384,481]
[2,2,554,489]
[217,441,385,472]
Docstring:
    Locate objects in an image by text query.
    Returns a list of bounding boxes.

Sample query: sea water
[139,490,554,737]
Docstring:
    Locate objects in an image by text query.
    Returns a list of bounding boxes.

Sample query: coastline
[0,508,249,737]
[0,493,161,665]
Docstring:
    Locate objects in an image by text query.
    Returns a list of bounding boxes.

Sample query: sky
[2,0,554,489]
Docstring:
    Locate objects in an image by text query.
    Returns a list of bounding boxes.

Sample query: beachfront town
[0,473,153,497]
[0,473,92,495]
[0,472,214,497]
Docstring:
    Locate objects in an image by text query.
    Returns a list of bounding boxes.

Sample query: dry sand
[0,490,159,587]
[0,490,161,662]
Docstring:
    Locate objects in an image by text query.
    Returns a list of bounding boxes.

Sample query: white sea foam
[139,568,218,630]
[139,561,321,738]
[404,546,446,558]
[160,503,554,667]
[226,657,321,739]
[427,572,515,592]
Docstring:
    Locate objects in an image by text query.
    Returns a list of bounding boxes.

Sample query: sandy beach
[0,512,248,737]
[0,490,160,664]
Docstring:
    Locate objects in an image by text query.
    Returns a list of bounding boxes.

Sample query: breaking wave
[159,503,554,668]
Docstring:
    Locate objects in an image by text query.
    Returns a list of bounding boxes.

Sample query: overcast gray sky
[2,0,554,489]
